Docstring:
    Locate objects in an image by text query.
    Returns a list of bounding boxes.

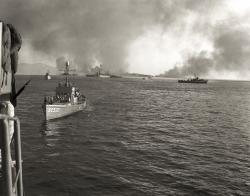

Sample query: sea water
[14,76,250,195]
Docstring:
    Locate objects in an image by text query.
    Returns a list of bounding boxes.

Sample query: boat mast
[65,61,70,86]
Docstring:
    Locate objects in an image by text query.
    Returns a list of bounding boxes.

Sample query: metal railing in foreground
[0,114,23,196]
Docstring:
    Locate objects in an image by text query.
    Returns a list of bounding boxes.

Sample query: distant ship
[45,71,52,80]
[178,76,208,84]
[86,71,110,78]
[42,61,86,120]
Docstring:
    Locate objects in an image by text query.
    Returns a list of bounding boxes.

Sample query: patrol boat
[45,71,52,80]
[42,61,86,120]
[178,76,208,84]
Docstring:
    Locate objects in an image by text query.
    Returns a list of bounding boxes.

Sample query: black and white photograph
[0,0,250,195]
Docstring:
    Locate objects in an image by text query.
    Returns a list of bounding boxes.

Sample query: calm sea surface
[14,76,250,196]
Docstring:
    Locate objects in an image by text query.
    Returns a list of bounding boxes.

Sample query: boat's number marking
[48,108,59,112]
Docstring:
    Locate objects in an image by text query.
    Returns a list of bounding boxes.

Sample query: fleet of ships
[1,59,209,195]
[43,61,208,120]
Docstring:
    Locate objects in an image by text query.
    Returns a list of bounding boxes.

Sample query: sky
[1,0,250,79]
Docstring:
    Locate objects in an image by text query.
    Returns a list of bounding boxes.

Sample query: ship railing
[0,114,23,196]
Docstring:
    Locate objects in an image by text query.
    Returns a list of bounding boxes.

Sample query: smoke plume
[0,0,166,73]
[163,22,250,78]
[1,0,250,78]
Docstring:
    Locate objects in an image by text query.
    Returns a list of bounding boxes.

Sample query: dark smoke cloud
[0,0,169,73]
[214,28,250,72]
[1,0,248,77]
[163,22,250,78]
[163,52,214,77]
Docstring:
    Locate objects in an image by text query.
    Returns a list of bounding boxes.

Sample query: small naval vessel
[178,76,208,84]
[86,71,111,78]
[45,71,52,80]
[42,61,86,120]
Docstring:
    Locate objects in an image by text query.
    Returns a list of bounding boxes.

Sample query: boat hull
[178,80,208,84]
[45,76,51,80]
[43,102,86,120]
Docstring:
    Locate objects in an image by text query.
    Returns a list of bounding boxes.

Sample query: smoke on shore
[1,0,250,78]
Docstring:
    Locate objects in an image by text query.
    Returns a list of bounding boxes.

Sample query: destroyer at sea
[178,76,208,84]
[42,61,86,120]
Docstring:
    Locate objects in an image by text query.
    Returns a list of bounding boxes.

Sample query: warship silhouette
[178,76,208,84]
[42,61,86,120]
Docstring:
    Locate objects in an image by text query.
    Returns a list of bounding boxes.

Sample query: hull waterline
[178,80,208,84]
[43,102,86,120]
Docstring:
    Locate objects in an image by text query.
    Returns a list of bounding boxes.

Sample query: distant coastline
[16,63,250,82]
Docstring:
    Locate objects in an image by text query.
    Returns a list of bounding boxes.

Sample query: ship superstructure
[45,71,51,80]
[43,61,86,120]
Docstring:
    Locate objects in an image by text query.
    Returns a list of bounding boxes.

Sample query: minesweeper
[42,61,86,120]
